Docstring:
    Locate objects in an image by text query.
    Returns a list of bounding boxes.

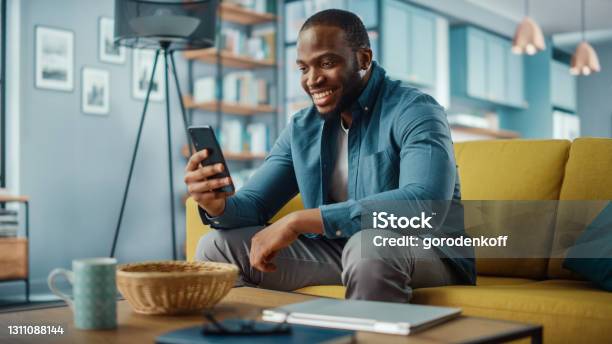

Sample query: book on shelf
[220,27,247,56]
[193,77,216,103]
[0,220,18,225]
[192,72,273,108]
[246,123,269,154]
[0,228,19,237]
[220,119,244,153]
[251,28,276,62]
[219,26,275,61]
[0,209,19,237]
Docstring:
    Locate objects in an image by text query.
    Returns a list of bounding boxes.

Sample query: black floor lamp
[109,0,220,259]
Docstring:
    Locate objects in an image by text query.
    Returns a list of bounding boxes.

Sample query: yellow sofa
[186,138,612,344]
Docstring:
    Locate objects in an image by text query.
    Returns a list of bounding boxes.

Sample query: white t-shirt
[329,119,350,203]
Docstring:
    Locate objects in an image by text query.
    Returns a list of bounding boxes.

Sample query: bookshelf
[183,0,279,193]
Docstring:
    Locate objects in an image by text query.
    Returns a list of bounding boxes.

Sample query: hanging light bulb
[512,0,546,55]
[570,0,601,76]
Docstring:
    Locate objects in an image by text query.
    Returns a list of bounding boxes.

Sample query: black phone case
[188,126,235,193]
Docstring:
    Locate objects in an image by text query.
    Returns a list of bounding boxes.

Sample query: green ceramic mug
[48,258,117,330]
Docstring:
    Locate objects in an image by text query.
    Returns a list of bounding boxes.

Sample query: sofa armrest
[185,195,304,261]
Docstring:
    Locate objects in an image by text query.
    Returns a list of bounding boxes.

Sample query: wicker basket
[116,260,238,315]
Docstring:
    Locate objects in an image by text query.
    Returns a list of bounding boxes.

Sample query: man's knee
[195,231,228,263]
[195,226,261,263]
[341,231,411,302]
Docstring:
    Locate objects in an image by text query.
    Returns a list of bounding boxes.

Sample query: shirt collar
[355,61,385,116]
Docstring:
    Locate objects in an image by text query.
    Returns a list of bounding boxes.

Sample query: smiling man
[185,9,475,302]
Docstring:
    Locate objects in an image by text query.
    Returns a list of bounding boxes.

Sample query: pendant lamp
[570,0,601,76]
[512,0,546,55]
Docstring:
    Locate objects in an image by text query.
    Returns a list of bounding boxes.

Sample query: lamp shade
[511,17,546,55]
[570,41,601,76]
[114,0,219,50]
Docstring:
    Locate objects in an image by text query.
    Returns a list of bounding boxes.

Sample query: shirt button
[214,221,220,224]
[335,230,342,236]
[364,106,369,112]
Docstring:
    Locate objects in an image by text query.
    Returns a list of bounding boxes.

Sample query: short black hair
[299,9,370,50]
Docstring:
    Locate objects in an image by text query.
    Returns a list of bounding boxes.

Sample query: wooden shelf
[226,152,267,161]
[183,96,276,116]
[219,3,276,25]
[181,144,267,161]
[451,125,520,139]
[0,194,29,203]
[183,48,275,69]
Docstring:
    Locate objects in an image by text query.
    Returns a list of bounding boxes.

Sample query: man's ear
[356,48,373,70]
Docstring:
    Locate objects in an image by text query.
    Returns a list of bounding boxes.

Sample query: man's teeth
[313,89,334,99]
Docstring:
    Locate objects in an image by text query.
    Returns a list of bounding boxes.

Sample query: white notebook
[262,298,461,335]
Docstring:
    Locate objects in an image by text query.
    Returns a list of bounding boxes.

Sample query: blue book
[155,319,354,344]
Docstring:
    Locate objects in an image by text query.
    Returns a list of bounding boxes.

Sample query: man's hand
[250,214,300,272]
[250,209,325,272]
[184,149,234,217]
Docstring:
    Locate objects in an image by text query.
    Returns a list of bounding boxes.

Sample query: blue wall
[500,43,554,138]
[577,42,612,138]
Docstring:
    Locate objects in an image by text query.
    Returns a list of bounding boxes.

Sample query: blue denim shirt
[200,62,475,284]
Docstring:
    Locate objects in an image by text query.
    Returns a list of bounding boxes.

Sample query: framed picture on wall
[99,17,126,64]
[132,48,164,101]
[35,26,74,91]
[81,67,110,115]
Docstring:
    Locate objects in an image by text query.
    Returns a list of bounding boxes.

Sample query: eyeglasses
[202,308,291,336]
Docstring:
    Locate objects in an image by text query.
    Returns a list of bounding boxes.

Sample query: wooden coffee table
[0,287,542,343]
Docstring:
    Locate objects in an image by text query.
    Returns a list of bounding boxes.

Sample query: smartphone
[188,125,235,193]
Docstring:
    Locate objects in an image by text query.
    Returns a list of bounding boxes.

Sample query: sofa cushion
[453,140,570,201]
[293,276,536,299]
[548,138,612,279]
[454,140,570,279]
[411,279,612,344]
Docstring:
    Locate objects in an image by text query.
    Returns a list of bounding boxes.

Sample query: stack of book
[221,120,244,153]
[219,28,276,62]
[194,73,275,107]
[250,28,276,62]
[0,209,19,237]
[220,121,269,155]
[224,72,274,106]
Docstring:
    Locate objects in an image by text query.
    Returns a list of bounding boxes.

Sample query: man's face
[296,25,365,118]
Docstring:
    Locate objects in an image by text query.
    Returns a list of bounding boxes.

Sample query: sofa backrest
[454,140,571,279]
[547,138,612,279]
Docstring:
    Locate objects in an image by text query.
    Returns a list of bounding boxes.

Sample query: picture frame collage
[35,16,163,116]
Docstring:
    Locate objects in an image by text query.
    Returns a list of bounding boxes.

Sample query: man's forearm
[288,208,324,235]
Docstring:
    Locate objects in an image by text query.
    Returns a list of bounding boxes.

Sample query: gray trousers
[195,226,461,302]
